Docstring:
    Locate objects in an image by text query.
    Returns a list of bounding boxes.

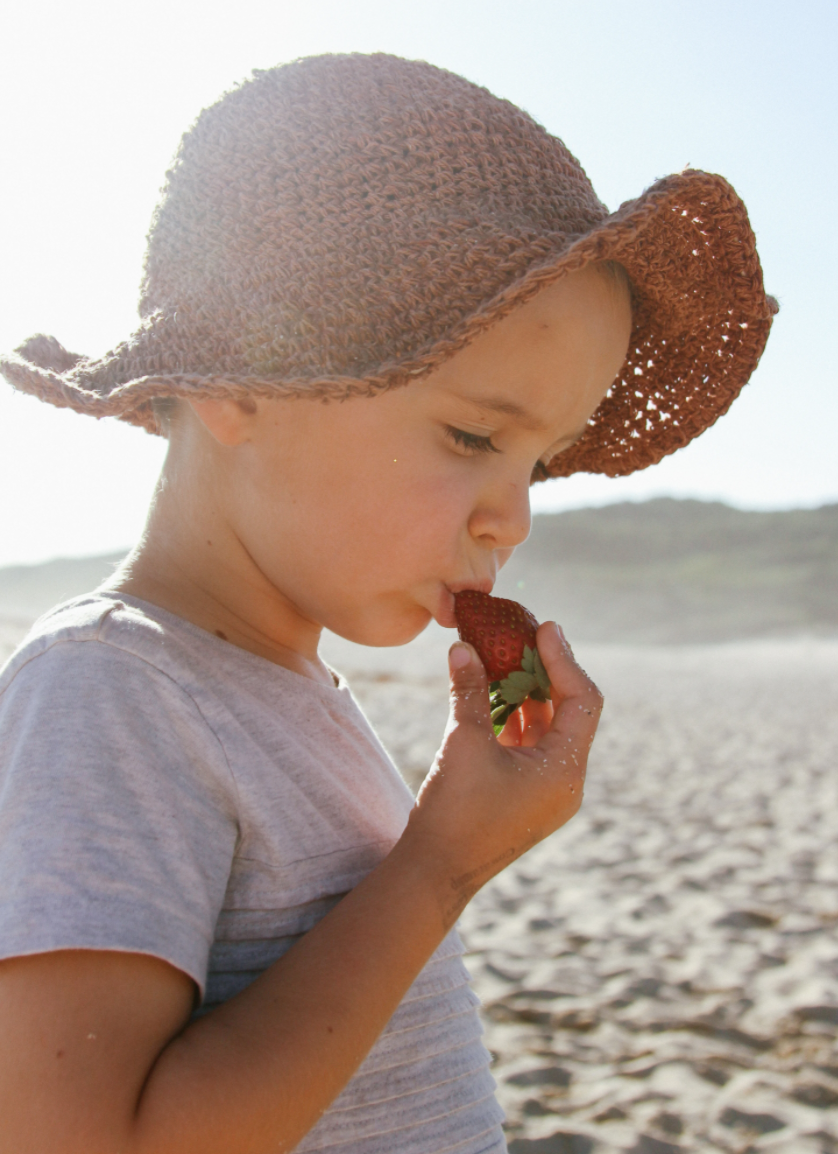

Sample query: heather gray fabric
[0,594,506,1154]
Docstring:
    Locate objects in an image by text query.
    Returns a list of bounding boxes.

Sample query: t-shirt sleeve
[0,639,239,998]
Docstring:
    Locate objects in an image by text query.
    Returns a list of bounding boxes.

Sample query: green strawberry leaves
[532,646,551,695]
[488,645,552,734]
[499,669,538,703]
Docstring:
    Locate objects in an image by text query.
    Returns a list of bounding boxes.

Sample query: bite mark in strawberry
[453,590,552,734]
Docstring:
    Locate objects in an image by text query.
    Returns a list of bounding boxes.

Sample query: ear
[186,396,258,447]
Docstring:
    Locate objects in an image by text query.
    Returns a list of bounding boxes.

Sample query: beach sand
[3,618,837,1151]
[340,633,838,1154]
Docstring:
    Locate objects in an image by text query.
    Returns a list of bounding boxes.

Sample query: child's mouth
[434,586,458,629]
[436,580,494,629]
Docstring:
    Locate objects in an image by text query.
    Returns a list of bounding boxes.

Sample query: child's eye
[445,425,501,455]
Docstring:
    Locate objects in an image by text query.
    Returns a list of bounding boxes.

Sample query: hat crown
[141,53,607,379]
[1,54,774,481]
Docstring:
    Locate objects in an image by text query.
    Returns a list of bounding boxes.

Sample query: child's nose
[467,480,532,551]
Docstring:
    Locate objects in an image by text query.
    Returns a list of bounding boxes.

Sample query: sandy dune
[3,617,837,1152]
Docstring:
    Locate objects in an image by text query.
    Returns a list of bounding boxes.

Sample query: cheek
[237,402,476,584]
[322,465,474,593]
[342,467,467,560]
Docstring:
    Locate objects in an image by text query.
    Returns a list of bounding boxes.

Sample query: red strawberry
[454,590,538,680]
[454,590,552,733]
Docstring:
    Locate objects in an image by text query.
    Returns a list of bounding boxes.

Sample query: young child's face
[193,265,631,647]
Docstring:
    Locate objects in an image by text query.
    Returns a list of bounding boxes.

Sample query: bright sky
[1,0,835,566]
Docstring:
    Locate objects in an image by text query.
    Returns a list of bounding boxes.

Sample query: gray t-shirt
[0,593,505,1154]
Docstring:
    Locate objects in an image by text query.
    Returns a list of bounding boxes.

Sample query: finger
[534,623,603,759]
[519,695,553,748]
[497,707,523,747]
[446,642,492,733]
[536,621,597,706]
[498,697,552,748]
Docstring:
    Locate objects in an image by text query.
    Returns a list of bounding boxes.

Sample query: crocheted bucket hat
[1,52,777,479]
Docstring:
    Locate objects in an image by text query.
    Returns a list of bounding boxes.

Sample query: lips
[436,578,495,628]
[447,578,495,596]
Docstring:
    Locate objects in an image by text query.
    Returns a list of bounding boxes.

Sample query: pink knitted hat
[0,53,777,478]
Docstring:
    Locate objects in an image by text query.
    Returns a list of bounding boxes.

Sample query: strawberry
[454,590,552,734]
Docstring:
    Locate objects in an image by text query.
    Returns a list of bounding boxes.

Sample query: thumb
[447,642,493,733]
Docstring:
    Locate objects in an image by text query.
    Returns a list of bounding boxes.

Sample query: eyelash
[445,425,501,455]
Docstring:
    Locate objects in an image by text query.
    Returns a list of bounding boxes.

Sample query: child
[0,54,774,1153]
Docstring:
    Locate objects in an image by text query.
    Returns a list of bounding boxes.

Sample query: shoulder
[0,596,240,994]
[3,592,171,677]
[1,592,213,706]
[0,593,240,854]
[0,594,237,800]
[2,594,140,679]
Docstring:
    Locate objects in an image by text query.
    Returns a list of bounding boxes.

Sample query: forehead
[420,264,632,429]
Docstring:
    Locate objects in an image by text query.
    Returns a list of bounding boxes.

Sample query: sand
[3,618,837,1152]
[342,634,838,1154]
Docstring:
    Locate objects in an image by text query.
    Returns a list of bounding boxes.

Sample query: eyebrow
[463,394,549,432]
[452,392,591,455]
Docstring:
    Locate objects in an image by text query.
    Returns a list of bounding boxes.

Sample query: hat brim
[1,169,776,479]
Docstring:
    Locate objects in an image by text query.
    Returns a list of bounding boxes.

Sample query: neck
[106,438,333,686]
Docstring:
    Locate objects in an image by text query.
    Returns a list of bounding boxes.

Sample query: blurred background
[1,3,837,1151]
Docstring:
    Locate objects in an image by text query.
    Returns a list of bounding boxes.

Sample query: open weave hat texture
[1,53,777,478]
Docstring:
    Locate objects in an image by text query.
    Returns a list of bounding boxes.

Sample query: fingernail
[449,643,471,670]
[545,622,569,653]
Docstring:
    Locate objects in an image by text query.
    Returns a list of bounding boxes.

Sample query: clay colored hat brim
[0,54,777,478]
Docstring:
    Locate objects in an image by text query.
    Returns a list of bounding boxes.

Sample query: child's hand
[403,622,602,922]
[496,689,554,748]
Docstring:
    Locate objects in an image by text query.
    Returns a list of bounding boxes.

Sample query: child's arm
[0,622,599,1154]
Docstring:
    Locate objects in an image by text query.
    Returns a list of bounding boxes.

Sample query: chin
[331,604,434,649]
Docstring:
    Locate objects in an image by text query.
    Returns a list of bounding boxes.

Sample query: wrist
[390,814,511,930]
